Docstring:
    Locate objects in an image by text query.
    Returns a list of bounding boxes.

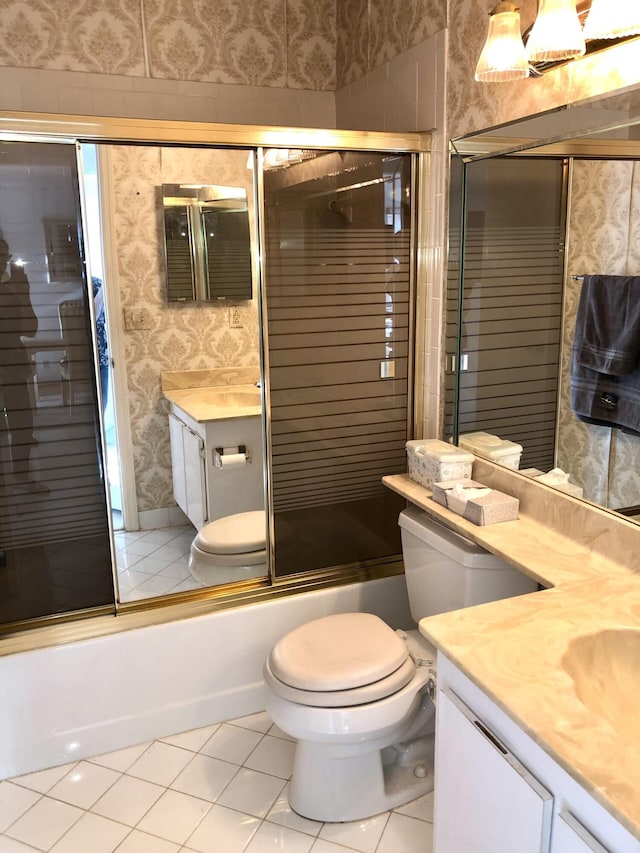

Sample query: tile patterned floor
[0,712,435,852]
[114,525,203,603]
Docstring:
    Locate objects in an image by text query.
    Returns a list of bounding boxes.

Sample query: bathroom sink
[561,629,640,745]
[199,386,261,407]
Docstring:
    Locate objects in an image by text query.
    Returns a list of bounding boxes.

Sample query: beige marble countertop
[164,384,261,422]
[383,470,640,840]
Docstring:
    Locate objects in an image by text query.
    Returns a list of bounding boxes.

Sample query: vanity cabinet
[436,688,553,852]
[434,655,637,853]
[168,403,263,530]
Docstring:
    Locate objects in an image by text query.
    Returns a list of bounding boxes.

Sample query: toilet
[263,506,537,822]
[188,510,267,585]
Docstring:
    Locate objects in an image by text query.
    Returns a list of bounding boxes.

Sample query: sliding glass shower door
[263,150,414,577]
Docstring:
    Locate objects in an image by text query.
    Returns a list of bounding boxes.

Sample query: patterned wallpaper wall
[336,0,445,88]
[106,145,259,512]
[558,160,640,511]
[0,0,337,91]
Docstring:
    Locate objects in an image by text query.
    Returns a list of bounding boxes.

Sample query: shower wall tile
[0,0,146,75]
[286,0,336,91]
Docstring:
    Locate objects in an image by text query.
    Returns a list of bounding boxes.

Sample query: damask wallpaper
[559,160,640,511]
[106,145,259,513]
[0,0,337,91]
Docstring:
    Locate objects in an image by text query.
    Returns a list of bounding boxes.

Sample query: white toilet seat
[194,510,265,556]
[264,613,416,707]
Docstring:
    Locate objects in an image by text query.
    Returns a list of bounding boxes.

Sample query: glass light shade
[475,7,529,82]
[583,0,640,39]
[526,0,586,62]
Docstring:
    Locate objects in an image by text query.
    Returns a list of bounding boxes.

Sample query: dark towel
[574,275,640,375]
[570,361,640,435]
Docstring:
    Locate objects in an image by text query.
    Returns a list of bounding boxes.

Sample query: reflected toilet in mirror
[188,509,266,585]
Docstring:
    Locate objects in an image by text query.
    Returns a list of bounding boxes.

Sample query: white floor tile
[47,761,121,809]
[160,725,220,753]
[266,784,322,837]
[114,829,181,852]
[230,712,272,734]
[310,841,356,852]
[136,789,210,845]
[200,723,263,765]
[0,837,42,851]
[245,820,314,853]
[318,812,389,853]
[120,540,160,558]
[184,804,260,852]
[157,561,191,580]
[268,723,295,742]
[89,743,152,773]
[5,797,83,850]
[49,812,129,852]
[116,569,153,589]
[170,753,239,801]
[170,578,202,593]
[140,529,183,546]
[216,768,285,819]
[134,575,183,596]
[12,764,76,795]
[244,735,295,779]
[394,789,434,823]
[0,784,41,834]
[376,812,433,853]
[124,555,173,575]
[126,742,193,787]
[91,775,164,826]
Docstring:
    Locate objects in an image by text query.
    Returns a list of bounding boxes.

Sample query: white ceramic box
[406,439,474,488]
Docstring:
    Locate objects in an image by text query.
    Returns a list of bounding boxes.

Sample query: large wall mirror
[447,88,640,523]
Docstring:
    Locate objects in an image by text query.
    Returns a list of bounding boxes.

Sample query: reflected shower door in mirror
[90,144,267,602]
[445,156,568,471]
[0,140,114,630]
[263,150,413,577]
[162,183,252,302]
[446,144,640,519]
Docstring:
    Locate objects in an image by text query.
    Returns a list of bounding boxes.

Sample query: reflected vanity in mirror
[162,183,252,302]
[447,90,640,522]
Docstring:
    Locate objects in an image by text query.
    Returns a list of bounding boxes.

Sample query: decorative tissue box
[432,479,519,526]
[406,439,474,488]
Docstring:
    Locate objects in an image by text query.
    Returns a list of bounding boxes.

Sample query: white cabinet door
[169,413,188,516]
[435,688,553,853]
[169,413,206,529]
[551,811,609,853]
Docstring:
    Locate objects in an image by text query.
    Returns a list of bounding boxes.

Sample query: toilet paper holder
[213,445,251,467]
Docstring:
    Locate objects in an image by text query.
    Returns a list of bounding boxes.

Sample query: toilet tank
[398,506,537,621]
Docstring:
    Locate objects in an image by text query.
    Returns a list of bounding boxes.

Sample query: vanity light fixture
[475,0,640,82]
[583,0,640,40]
[525,0,585,62]
[475,2,529,82]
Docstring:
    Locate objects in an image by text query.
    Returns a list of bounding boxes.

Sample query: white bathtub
[0,575,412,779]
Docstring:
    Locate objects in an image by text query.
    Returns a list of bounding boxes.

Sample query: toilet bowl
[263,506,538,822]
[188,510,267,585]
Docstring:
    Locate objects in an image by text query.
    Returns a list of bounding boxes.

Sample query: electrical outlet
[229,306,243,328]
[124,307,150,331]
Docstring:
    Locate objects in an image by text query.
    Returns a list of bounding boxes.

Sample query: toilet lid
[195,510,266,555]
[268,613,409,692]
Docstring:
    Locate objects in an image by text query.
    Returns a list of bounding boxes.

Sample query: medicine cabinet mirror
[447,88,640,522]
[162,183,252,302]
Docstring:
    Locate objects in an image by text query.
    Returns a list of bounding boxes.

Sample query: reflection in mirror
[86,144,265,604]
[162,183,252,302]
[447,88,640,522]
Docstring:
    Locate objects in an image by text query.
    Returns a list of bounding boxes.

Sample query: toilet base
[285,689,436,823]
